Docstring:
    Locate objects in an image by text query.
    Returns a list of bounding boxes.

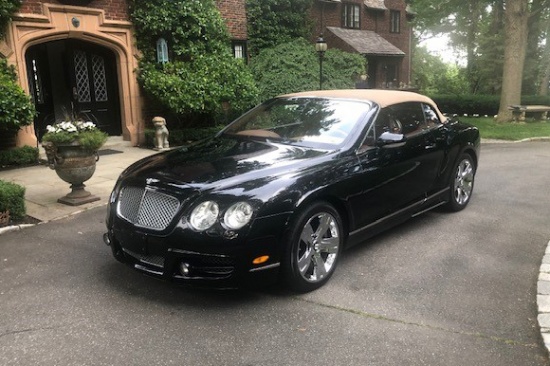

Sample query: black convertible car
[104,90,480,292]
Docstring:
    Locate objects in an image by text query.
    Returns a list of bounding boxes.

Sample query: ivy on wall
[129,0,258,122]
[0,0,20,37]
[246,0,313,55]
[250,38,366,101]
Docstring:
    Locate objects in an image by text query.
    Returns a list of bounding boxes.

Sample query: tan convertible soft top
[282,89,447,122]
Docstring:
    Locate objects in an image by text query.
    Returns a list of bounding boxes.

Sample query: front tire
[446,153,476,211]
[282,202,343,292]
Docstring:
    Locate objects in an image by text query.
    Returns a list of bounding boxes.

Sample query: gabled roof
[364,0,387,11]
[327,27,405,56]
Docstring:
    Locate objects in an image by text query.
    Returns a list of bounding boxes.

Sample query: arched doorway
[25,39,122,140]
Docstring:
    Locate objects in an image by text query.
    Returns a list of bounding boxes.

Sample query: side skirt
[346,187,449,247]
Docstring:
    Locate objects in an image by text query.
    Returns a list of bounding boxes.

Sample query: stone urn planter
[43,142,101,206]
[41,120,107,206]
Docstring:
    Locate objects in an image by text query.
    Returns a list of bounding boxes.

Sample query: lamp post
[315,35,327,90]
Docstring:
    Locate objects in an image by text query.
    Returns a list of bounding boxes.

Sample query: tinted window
[422,103,442,127]
[388,102,426,137]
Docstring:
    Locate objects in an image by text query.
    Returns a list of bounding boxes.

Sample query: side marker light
[253,256,269,265]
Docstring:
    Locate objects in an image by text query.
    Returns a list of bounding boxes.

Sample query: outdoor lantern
[315,35,327,90]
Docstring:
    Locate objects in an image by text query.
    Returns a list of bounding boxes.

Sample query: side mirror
[377,131,406,147]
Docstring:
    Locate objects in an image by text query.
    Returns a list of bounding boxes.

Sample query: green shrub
[0,179,25,220]
[0,146,39,167]
[138,57,259,117]
[0,59,36,132]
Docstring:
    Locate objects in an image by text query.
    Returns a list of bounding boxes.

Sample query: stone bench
[508,105,550,122]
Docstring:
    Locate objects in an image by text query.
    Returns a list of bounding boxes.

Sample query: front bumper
[104,213,291,288]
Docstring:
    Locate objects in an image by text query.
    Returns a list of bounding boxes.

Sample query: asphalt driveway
[1,142,549,365]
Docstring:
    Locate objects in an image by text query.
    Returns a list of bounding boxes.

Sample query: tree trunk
[496,0,530,122]
[466,0,482,94]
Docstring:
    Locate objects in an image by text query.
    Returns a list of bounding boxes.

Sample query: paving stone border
[538,240,550,351]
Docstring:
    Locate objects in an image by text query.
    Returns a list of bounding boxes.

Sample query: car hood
[123,136,332,191]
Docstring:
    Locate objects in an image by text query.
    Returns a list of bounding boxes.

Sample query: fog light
[179,262,190,276]
[253,256,269,265]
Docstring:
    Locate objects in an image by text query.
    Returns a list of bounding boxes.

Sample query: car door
[348,102,445,231]
[388,102,444,206]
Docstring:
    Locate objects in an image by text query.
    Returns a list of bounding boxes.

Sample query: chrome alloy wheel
[296,212,341,283]
[453,158,474,206]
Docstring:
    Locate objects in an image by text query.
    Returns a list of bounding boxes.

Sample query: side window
[389,102,426,137]
[362,109,401,147]
[422,103,442,127]
[374,109,402,138]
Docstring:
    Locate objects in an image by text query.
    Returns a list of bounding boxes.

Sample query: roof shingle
[327,27,405,56]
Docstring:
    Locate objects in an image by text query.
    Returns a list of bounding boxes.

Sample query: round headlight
[224,202,254,230]
[189,201,219,231]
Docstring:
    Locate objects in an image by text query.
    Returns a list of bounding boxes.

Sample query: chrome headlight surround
[187,200,256,232]
[189,201,220,231]
[223,202,254,230]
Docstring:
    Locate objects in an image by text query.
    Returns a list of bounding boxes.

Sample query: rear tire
[281,202,343,292]
[446,153,476,211]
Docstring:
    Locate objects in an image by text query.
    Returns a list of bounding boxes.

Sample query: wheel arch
[293,192,352,243]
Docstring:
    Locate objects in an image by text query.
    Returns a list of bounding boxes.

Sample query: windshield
[222,97,371,149]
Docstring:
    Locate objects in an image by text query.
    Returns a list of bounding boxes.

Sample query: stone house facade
[311,0,413,89]
[2,0,247,148]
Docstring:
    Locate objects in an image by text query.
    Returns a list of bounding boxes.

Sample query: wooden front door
[26,40,122,140]
[69,41,121,135]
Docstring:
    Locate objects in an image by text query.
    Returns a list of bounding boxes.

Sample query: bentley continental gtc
[104,90,480,292]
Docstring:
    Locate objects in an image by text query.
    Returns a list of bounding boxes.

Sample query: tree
[249,39,365,101]
[523,0,549,94]
[496,0,530,122]
[410,0,493,93]
[412,46,469,95]
[538,14,550,95]
[246,0,313,54]
[475,0,505,95]
[129,0,258,122]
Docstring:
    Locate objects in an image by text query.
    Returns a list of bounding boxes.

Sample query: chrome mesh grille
[117,187,180,230]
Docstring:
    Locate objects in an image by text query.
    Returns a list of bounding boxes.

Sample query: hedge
[429,95,550,117]
[0,146,39,167]
[0,179,25,220]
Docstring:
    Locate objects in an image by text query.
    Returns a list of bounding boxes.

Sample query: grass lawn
[459,117,550,141]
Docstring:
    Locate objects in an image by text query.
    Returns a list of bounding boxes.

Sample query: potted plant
[42,119,108,206]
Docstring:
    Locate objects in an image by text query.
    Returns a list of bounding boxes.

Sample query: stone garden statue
[153,116,169,150]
